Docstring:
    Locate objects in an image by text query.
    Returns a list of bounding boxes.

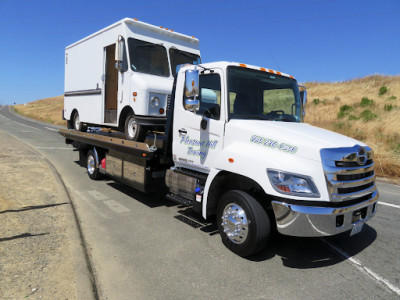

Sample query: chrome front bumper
[271,190,379,237]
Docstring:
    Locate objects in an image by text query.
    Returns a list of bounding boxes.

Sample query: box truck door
[173,70,225,171]
[104,44,118,123]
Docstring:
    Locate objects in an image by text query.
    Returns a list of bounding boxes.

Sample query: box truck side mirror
[115,36,128,72]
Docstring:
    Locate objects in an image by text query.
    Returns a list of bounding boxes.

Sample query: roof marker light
[133,18,138,21]
[276,71,282,75]
[260,67,267,72]
[239,63,247,68]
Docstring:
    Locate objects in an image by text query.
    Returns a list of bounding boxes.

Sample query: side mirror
[184,98,199,112]
[115,36,126,72]
[299,86,307,121]
[184,69,199,98]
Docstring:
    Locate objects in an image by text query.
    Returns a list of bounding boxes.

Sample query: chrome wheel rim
[127,118,137,138]
[87,155,95,174]
[221,203,249,244]
[74,115,80,130]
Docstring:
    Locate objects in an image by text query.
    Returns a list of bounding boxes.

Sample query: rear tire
[217,190,270,257]
[73,112,87,132]
[124,112,146,141]
[87,150,103,180]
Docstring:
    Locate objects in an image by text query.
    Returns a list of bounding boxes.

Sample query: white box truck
[60,60,379,257]
[64,18,200,141]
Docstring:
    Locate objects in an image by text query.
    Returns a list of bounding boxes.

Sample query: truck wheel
[217,190,270,257]
[73,112,87,132]
[124,113,146,141]
[87,150,103,180]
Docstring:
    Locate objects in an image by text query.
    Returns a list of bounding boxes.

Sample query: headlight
[151,96,160,108]
[267,169,320,198]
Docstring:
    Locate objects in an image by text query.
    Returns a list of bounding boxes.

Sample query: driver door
[173,69,225,172]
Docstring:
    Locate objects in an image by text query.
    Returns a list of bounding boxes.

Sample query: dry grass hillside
[14,95,66,126]
[13,74,400,182]
[305,75,400,180]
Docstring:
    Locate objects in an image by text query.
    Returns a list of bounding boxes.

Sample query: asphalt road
[1,105,399,300]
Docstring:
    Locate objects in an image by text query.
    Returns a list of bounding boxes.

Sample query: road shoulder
[0,130,95,300]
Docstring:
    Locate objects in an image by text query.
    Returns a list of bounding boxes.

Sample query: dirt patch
[0,131,76,299]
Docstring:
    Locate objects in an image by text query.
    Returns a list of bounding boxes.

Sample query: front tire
[124,112,146,141]
[73,112,87,132]
[87,150,103,180]
[217,190,270,257]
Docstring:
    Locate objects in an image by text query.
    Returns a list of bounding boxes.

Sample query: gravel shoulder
[0,130,94,299]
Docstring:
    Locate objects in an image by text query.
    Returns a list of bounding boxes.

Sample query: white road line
[0,114,10,120]
[74,190,109,219]
[87,190,109,201]
[379,202,400,209]
[45,127,58,131]
[15,122,42,131]
[321,238,400,296]
[104,200,130,213]
[36,147,71,150]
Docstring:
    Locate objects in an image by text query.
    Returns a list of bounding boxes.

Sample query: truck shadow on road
[250,224,377,268]
[104,181,378,269]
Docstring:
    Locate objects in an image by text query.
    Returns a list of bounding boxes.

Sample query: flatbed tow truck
[60,62,378,257]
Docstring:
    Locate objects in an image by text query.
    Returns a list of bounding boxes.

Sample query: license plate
[350,222,364,236]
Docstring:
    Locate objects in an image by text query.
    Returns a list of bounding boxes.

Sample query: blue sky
[0,0,399,105]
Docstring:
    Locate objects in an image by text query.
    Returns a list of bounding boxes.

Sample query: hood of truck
[131,72,174,94]
[224,120,365,162]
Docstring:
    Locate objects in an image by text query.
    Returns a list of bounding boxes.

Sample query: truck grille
[320,145,376,202]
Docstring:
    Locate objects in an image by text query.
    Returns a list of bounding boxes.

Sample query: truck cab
[166,62,378,256]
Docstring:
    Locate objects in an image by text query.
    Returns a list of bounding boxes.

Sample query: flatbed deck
[59,129,166,158]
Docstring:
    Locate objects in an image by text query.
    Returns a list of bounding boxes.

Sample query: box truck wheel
[87,150,103,180]
[217,190,270,257]
[124,113,146,141]
[73,112,87,132]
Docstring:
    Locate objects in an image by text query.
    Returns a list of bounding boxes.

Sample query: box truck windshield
[169,48,201,76]
[128,38,201,77]
[128,38,170,76]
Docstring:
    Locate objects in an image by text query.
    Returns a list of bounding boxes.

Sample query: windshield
[169,48,201,76]
[128,38,169,76]
[227,66,301,122]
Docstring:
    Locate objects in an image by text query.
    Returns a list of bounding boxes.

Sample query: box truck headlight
[151,96,160,108]
[267,169,320,198]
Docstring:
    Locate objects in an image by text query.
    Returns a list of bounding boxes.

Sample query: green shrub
[379,86,388,96]
[360,97,375,107]
[384,104,394,112]
[360,109,378,122]
[313,98,320,105]
[348,114,360,120]
[387,95,397,101]
[337,105,353,118]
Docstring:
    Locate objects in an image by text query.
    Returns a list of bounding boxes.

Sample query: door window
[185,73,221,120]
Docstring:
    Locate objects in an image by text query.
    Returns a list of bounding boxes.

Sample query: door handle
[178,128,187,136]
